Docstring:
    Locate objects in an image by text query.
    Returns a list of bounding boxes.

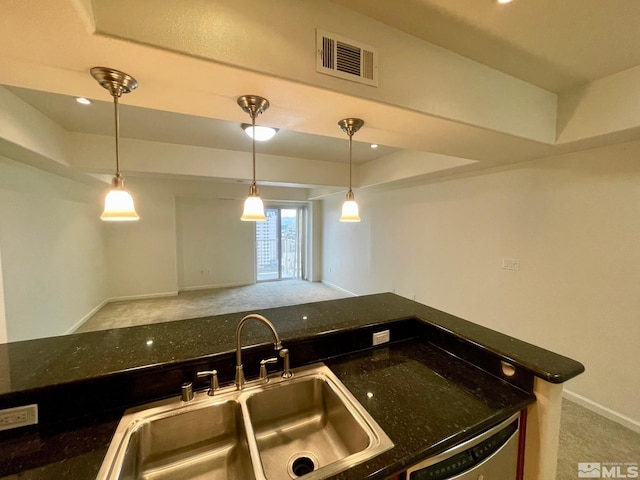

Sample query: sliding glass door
[256,207,304,281]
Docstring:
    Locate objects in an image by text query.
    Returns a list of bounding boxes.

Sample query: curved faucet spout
[235,314,282,389]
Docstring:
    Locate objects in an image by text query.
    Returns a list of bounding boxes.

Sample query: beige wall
[0,156,108,341]
[176,196,254,290]
[322,142,640,428]
[104,179,179,300]
[0,249,6,343]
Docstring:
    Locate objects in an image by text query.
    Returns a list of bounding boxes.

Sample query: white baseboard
[65,298,110,334]
[563,389,640,434]
[107,291,179,302]
[68,292,179,334]
[179,282,252,292]
[320,281,357,297]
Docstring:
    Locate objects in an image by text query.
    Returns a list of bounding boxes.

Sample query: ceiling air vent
[316,29,378,87]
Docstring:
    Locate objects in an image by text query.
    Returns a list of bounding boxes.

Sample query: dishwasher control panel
[406,412,520,480]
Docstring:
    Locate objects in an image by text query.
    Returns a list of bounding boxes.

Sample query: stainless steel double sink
[97,363,393,480]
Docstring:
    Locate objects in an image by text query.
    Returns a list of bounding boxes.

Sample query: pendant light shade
[100,177,139,221]
[340,191,360,222]
[238,95,270,221]
[338,118,364,222]
[91,67,140,222]
[241,184,266,221]
[101,187,138,222]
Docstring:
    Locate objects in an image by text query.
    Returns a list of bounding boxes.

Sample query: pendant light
[338,118,364,222]
[237,95,270,221]
[91,67,140,222]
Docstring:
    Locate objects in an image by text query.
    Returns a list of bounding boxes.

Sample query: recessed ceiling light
[242,123,278,141]
[370,144,379,149]
[75,97,91,105]
[497,0,514,4]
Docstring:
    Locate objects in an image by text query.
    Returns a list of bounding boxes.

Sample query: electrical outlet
[502,257,520,271]
[0,404,38,432]
[372,330,390,346]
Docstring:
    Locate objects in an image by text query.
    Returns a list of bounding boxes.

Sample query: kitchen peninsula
[0,293,583,479]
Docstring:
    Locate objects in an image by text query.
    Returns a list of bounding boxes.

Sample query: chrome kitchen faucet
[235,313,292,389]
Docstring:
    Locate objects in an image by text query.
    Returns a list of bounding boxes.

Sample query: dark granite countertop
[0,339,535,479]
[324,341,534,479]
[0,293,583,479]
[0,293,583,397]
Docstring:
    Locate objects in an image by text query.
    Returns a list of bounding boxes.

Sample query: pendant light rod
[251,108,256,186]
[338,118,364,193]
[238,95,270,188]
[348,131,353,193]
[113,93,121,181]
[91,67,138,187]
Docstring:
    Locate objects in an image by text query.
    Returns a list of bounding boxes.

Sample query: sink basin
[99,396,255,480]
[97,363,393,480]
[244,372,382,480]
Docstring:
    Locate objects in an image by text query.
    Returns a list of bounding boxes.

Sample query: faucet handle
[196,369,219,396]
[279,349,293,379]
[259,357,279,383]
[181,382,194,402]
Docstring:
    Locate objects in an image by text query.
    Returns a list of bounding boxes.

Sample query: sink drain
[287,452,319,478]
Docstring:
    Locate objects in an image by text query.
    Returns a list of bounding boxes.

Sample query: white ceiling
[1,0,640,190]
[5,85,397,165]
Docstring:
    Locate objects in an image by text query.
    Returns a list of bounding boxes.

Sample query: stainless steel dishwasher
[405,412,520,480]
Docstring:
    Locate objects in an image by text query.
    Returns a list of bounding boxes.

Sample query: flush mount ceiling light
[91,67,140,222]
[241,123,279,142]
[238,95,270,221]
[338,118,364,223]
